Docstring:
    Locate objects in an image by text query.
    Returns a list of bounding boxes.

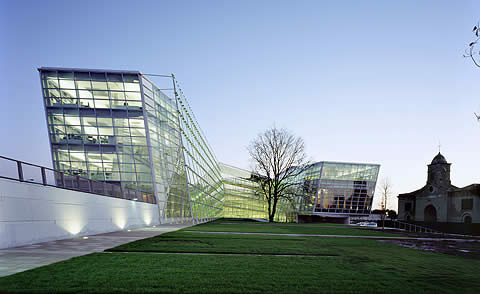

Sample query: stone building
[397,153,480,233]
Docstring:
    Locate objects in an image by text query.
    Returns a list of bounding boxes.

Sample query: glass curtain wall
[219,163,294,221]
[312,162,380,215]
[40,69,155,203]
[219,163,267,219]
[140,75,224,223]
[173,79,224,222]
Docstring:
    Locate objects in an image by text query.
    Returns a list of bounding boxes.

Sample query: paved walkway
[185,230,480,242]
[0,224,191,277]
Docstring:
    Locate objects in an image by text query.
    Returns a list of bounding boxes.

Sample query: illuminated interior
[40,68,380,223]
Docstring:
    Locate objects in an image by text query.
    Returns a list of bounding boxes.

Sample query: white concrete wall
[0,178,160,249]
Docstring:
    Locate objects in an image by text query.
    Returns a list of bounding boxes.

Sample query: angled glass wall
[140,76,224,223]
[174,79,225,222]
[296,162,380,215]
[40,67,228,223]
[40,69,155,203]
[220,163,266,219]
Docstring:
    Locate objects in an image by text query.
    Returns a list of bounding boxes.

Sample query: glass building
[39,67,379,224]
[39,67,224,223]
[296,162,380,216]
[220,163,303,222]
[220,163,267,219]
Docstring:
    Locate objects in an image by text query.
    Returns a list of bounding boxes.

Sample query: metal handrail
[0,155,156,204]
[391,219,442,234]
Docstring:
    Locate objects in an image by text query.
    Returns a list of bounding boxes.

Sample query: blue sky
[1,0,479,209]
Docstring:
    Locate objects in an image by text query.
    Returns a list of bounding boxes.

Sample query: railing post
[60,172,65,188]
[88,179,93,193]
[41,167,47,185]
[17,161,24,182]
[75,175,80,190]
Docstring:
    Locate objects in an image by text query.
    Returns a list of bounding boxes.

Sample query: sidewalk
[0,224,191,277]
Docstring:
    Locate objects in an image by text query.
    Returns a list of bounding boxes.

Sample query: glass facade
[220,163,266,219]
[41,69,155,203]
[39,67,380,223]
[40,68,226,223]
[296,162,380,215]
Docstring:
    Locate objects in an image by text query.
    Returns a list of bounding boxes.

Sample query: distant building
[398,152,480,233]
[295,161,380,223]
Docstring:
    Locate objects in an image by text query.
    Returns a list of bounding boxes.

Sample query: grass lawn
[109,231,364,255]
[0,219,479,293]
[184,221,399,237]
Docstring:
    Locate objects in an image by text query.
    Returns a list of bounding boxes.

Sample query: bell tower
[427,152,451,190]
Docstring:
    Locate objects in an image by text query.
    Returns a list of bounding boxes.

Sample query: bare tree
[378,178,393,231]
[464,22,480,68]
[248,127,309,222]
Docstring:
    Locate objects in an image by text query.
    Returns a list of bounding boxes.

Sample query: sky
[1,0,479,210]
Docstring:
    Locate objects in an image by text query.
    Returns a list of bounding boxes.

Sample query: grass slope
[0,220,478,293]
[184,221,399,236]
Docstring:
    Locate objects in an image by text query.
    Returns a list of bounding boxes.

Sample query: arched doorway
[464,215,472,224]
[424,205,437,223]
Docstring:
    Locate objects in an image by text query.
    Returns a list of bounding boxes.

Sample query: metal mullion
[38,69,58,185]
[176,109,217,170]
[184,165,223,203]
[179,129,220,190]
[171,75,195,224]
[139,74,160,208]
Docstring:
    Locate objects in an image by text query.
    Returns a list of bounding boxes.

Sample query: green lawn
[184,221,398,236]
[108,231,350,255]
[0,219,479,293]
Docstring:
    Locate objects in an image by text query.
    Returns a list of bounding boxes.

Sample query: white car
[357,222,378,227]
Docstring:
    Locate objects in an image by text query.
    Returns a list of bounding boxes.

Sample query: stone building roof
[431,152,448,165]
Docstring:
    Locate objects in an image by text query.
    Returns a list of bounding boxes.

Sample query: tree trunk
[270,195,278,223]
[267,197,272,222]
[381,213,385,231]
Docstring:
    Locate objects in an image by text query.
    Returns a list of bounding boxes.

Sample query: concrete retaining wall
[0,178,160,249]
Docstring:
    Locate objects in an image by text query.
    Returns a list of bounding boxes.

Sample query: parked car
[357,222,378,227]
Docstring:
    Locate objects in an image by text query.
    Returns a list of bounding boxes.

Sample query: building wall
[414,194,449,222]
[0,178,160,249]
[39,68,226,224]
[219,163,267,220]
[296,162,380,215]
[447,194,478,223]
[398,191,479,224]
[40,70,156,203]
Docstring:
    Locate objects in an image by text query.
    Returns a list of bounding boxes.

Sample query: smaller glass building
[220,163,267,220]
[296,162,380,216]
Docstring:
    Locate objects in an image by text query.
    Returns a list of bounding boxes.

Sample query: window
[59,80,75,89]
[461,198,473,210]
[108,82,124,91]
[91,81,108,90]
[76,81,91,90]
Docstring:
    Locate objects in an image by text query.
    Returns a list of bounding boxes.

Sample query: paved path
[0,224,191,277]
[102,251,337,257]
[219,222,352,229]
[185,231,480,242]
